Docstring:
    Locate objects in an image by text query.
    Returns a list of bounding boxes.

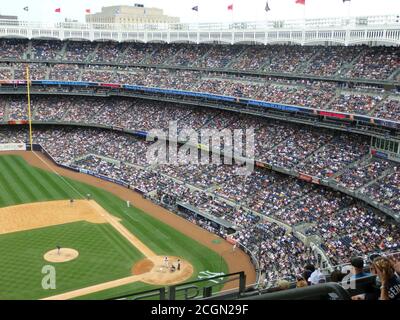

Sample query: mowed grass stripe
[78,186,167,253]
[123,212,168,254]
[0,158,27,204]
[1,156,42,203]
[0,157,62,206]
[97,224,144,261]
[12,156,57,201]
[127,211,211,261]
[0,160,20,207]
[0,170,16,207]
[74,182,213,259]
[0,157,25,204]
[63,185,147,259]
[67,172,223,271]
[16,157,64,199]
[34,166,77,199]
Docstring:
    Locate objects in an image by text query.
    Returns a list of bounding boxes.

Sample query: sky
[0,0,399,24]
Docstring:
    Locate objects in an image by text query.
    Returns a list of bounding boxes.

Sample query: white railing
[1,14,400,31]
[0,14,399,45]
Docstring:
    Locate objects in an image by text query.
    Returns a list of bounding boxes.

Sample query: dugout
[177,202,237,235]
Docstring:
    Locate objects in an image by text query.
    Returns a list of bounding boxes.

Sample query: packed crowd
[346,46,400,80]
[362,168,400,212]
[0,125,399,283]
[0,39,26,60]
[316,204,400,264]
[13,63,48,81]
[335,157,394,191]
[374,98,400,122]
[0,95,389,187]
[0,39,398,80]
[233,220,319,283]
[297,135,370,178]
[1,62,398,120]
[91,42,126,63]
[0,67,12,80]
[329,93,383,115]
[1,42,399,121]
[300,46,362,77]
[49,63,82,81]
[30,40,63,61]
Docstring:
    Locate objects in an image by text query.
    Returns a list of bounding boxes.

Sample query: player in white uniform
[163,256,169,268]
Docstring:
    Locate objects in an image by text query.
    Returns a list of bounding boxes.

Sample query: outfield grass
[0,222,143,299]
[0,155,228,300]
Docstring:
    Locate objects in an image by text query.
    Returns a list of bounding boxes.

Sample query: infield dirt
[0,200,107,235]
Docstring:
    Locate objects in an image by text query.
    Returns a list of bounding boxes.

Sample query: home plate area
[132,256,194,285]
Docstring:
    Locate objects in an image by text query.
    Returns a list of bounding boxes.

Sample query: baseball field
[0,152,255,300]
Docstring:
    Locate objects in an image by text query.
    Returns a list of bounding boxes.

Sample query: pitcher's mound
[132,256,193,285]
[44,248,79,263]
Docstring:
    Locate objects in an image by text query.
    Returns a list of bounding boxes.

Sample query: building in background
[0,15,18,26]
[85,4,180,25]
[0,15,18,20]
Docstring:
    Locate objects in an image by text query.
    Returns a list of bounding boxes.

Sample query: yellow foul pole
[26,65,33,151]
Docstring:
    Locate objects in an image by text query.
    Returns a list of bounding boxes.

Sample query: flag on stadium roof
[23,6,29,12]
[296,0,305,4]
[265,1,271,12]
[343,0,351,2]
[55,8,61,13]
[227,4,233,10]
[192,6,199,12]
[85,9,91,14]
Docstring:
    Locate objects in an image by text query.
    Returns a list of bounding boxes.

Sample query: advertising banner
[7,120,29,125]
[318,111,347,119]
[0,143,26,151]
[255,161,272,170]
[298,173,313,182]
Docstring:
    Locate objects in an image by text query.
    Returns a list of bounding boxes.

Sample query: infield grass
[0,155,228,300]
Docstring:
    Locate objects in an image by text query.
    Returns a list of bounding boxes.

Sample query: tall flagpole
[26,65,33,151]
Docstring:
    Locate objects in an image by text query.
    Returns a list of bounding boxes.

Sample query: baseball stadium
[0,0,400,302]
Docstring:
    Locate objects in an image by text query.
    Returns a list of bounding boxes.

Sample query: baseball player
[126,200,130,208]
[163,256,169,268]
[56,245,61,255]
[177,259,181,271]
[69,199,74,206]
